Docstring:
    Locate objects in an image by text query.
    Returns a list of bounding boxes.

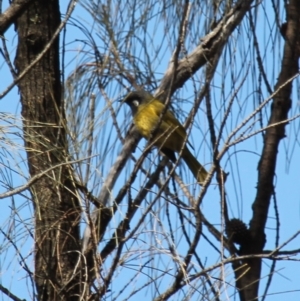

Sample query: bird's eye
[132,100,139,107]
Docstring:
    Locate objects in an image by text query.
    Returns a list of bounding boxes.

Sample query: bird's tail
[182,148,208,185]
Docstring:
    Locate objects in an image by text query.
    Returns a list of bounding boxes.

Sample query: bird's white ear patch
[132,100,139,107]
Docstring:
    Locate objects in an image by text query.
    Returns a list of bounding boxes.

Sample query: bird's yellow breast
[134,102,162,138]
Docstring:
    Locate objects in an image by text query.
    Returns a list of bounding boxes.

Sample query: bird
[122,90,208,185]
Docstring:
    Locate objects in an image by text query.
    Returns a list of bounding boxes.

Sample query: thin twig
[0,0,78,99]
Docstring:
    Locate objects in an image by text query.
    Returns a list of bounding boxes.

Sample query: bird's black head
[122,90,153,116]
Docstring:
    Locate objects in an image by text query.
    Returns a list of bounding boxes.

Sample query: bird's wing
[150,101,194,149]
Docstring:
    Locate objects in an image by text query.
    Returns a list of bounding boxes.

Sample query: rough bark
[14,1,82,300]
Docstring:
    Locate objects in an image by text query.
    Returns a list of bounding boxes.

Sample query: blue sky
[0,1,300,300]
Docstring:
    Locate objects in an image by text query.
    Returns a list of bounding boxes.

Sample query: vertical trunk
[14,1,82,300]
[235,1,300,300]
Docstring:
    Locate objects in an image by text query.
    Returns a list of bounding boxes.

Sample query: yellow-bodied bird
[122,90,208,185]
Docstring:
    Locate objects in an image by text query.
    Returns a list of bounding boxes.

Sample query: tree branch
[157,0,254,99]
[237,1,300,299]
[0,0,35,34]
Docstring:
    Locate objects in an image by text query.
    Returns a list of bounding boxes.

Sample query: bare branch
[0,0,35,34]
[157,0,254,98]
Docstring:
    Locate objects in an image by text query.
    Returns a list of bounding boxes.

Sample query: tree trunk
[14,1,82,300]
[235,1,300,300]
